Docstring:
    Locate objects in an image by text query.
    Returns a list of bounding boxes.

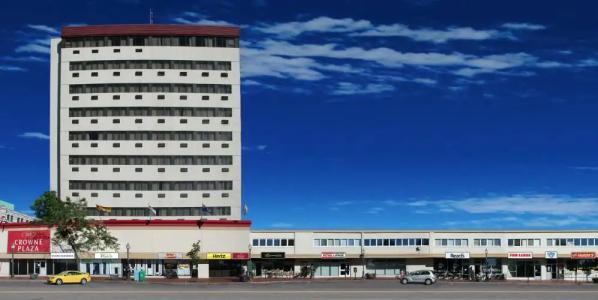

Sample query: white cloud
[242,145,268,151]
[173,12,238,26]
[15,38,51,54]
[412,78,437,85]
[411,194,598,216]
[255,17,520,43]
[26,24,59,34]
[354,25,509,43]
[1,55,47,62]
[572,166,598,171]
[577,59,598,67]
[255,16,372,38]
[366,207,384,214]
[332,82,395,95]
[501,22,546,31]
[242,79,277,90]
[19,132,49,140]
[270,222,294,228]
[0,65,26,72]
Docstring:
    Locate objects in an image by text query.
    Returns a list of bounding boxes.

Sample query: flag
[148,204,156,216]
[242,203,249,215]
[96,205,112,213]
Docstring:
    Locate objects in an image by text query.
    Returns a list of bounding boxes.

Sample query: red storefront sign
[508,252,533,259]
[7,230,51,253]
[232,252,250,260]
[571,252,596,259]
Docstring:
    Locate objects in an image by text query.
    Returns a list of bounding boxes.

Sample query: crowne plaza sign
[7,230,51,253]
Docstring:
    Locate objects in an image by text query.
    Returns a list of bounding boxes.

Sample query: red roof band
[61,24,240,38]
[1,219,252,228]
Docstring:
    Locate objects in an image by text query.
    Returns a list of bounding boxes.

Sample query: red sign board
[571,252,596,259]
[232,252,249,260]
[508,252,533,259]
[7,230,51,253]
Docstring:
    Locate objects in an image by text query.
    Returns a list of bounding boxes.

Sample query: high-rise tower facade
[50,25,242,220]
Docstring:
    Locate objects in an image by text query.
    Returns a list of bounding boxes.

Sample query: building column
[197,263,209,279]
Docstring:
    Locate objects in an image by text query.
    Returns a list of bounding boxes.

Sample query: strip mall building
[1,222,598,281]
[1,24,596,281]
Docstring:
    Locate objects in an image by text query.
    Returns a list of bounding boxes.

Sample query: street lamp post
[484,248,489,280]
[125,242,130,280]
[10,243,15,279]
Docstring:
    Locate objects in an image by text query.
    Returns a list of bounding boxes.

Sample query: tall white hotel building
[50,25,242,220]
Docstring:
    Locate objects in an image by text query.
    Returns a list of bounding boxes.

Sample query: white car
[401,270,437,285]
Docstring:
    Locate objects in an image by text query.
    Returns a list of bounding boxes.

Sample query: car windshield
[57,271,70,276]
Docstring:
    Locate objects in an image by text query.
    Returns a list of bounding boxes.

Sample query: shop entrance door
[546,262,564,280]
[34,261,46,276]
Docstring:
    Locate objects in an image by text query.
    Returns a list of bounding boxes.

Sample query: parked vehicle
[47,271,91,285]
[400,270,437,285]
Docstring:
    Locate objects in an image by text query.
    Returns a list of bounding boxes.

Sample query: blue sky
[2,0,598,230]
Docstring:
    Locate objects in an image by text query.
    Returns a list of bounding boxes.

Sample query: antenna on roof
[149,8,154,24]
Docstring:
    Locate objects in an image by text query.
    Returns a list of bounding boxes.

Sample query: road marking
[0,290,597,294]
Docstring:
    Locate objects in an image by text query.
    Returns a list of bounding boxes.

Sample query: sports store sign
[7,230,51,253]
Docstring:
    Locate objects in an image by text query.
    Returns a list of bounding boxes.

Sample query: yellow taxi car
[47,271,91,285]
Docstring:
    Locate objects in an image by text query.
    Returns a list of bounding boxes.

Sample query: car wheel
[425,279,432,285]
[56,279,63,285]
[80,278,87,285]
[401,278,408,284]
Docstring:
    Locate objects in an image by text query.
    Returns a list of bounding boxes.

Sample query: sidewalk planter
[30,273,38,279]
[592,278,598,283]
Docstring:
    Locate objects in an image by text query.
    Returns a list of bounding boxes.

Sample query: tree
[31,191,119,271]
[186,240,201,278]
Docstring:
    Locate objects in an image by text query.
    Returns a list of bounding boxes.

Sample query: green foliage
[31,191,119,268]
[186,240,201,266]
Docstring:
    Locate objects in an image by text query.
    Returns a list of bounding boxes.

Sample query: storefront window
[508,260,540,278]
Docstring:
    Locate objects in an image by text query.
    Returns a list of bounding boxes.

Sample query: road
[0,280,597,300]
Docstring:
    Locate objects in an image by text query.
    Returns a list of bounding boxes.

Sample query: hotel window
[91,167,98,172]
[72,192,79,197]
[135,193,142,198]
[91,143,98,148]
[157,168,165,173]
[202,95,209,100]
[157,71,165,76]
[221,120,229,125]
[72,73,79,77]
[135,143,142,148]
[180,72,187,76]
[113,168,120,172]
[180,193,188,198]
[220,72,228,78]
[113,119,120,124]
[221,96,229,101]
[91,72,98,77]
[113,71,120,76]
[73,50,80,54]
[202,119,209,124]
[91,95,98,100]
[91,193,98,197]
[252,239,259,246]
[72,167,79,172]
[180,95,187,100]
[202,193,209,198]
[72,96,79,101]
[135,48,142,52]
[113,193,120,198]
[157,95,165,100]
[222,143,229,148]
[202,143,210,148]
[180,119,188,124]
[201,72,209,77]
[180,143,188,148]
[157,119,165,124]
[222,193,229,198]
[113,95,120,100]
[135,119,142,124]
[72,120,79,124]
[135,95,142,100]
[113,49,120,53]
[259,239,266,246]
[92,49,98,53]
[180,168,188,173]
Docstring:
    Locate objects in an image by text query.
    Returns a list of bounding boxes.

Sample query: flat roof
[61,24,240,38]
